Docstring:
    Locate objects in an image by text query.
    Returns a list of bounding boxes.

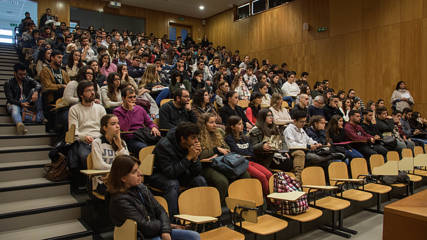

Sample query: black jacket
[376,118,395,134]
[109,184,171,239]
[219,104,251,129]
[361,122,381,137]
[153,128,203,183]
[323,105,343,122]
[4,76,41,106]
[159,101,197,129]
[224,135,254,157]
[306,127,327,145]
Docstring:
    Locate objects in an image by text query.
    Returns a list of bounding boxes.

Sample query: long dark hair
[192,89,208,108]
[100,114,121,151]
[106,155,140,195]
[249,92,262,119]
[77,65,99,98]
[395,81,406,90]
[106,72,120,102]
[99,53,111,69]
[226,115,245,140]
[325,115,343,143]
[67,50,83,69]
[256,109,279,137]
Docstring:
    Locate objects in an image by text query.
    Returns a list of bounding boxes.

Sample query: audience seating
[401,148,427,177]
[237,99,249,108]
[267,175,323,233]
[80,153,109,200]
[328,162,373,202]
[178,186,245,240]
[226,178,288,239]
[160,98,173,106]
[113,219,137,240]
[301,166,355,238]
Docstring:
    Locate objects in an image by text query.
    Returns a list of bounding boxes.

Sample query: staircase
[0,43,93,239]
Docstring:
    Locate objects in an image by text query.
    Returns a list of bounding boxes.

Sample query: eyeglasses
[266,114,273,117]
[127,95,137,99]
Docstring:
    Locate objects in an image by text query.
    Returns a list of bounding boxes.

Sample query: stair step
[0,56,18,60]
[0,99,6,105]
[0,62,15,67]
[0,107,5,114]
[0,123,46,135]
[0,70,14,75]
[0,134,54,147]
[0,114,11,123]
[0,219,92,240]
[0,92,5,98]
[0,66,12,71]
[0,167,45,182]
[0,159,50,171]
[0,146,52,163]
[0,194,82,219]
[0,182,69,202]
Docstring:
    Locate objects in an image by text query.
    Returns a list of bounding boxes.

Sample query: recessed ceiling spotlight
[199,5,205,10]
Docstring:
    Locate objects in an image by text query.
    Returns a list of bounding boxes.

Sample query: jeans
[125,137,147,155]
[7,93,44,124]
[247,161,273,195]
[345,148,364,159]
[147,173,207,220]
[146,229,200,240]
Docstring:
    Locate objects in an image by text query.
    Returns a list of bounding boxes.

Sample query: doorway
[168,23,192,41]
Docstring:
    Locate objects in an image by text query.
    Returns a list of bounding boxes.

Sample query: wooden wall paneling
[329,0,362,36]
[301,0,330,42]
[37,0,70,24]
[362,0,401,30]
[400,0,423,22]
[344,32,363,94]
[400,20,422,106]
[417,18,427,116]
[361,25,401,105]
[424,0,427,18]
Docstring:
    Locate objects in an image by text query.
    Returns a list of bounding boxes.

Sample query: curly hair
[198,113,226,151]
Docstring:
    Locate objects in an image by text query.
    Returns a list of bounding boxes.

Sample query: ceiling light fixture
[199,5,205,10]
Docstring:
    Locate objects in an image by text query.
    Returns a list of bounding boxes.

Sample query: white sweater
[281,81,300,97]
[101,86,122,109]
[283,123,317,149]
[69,103,106,142]
[91,137,129,170]
[63,81,102,107]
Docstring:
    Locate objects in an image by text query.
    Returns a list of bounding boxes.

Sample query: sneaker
[17,122,28,135]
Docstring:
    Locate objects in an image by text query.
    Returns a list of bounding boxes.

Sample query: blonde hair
[139,65,160,88]
[198,113,226,151]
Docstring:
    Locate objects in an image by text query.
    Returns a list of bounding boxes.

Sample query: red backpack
[273,172,309,215]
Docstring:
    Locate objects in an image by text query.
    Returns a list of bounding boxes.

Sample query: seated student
[308,95,325,118]
[114,86,160,155]
[118,64,138,90]
[139,64,167,94]
[169,71,191,96]
[112,48,131,66]
[107,155,200,240]
[220,91,253,131]
[281,71,300,106]
[231,74,250,100]
[269,93,292,125]
[68,81,107,189]
[225,115,272,195]
[391,110,416,150]
[159,88,197,130]
[214,80,229,108]
[325,115,364,161]
[5,63,44,134]
[243,65,257,91]
[40,49,69,104]
[191,89,223,128]
[323,95,343,122]
[88,60,107,87]
[101,73,122,113]
[128,55,144,79]
[198,113,250,203]
[191,70,206,93]
[290,93,309,117]
[400,108,427,145]
[408,111,427,140]
[269,74,284,97]
[283,109,322,181]
[257,82,271,106]
[149,122,207,219]
[344,110,388,158]
[249,109,287,168]
[245,92,262,125]
[65,50,84,81]
[99,54,117,77]
[63,66,102,107]
[375,106,406,152]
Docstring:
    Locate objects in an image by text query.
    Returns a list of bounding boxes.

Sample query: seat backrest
[139,154,154,176]
[139,145,155,161]
[414,146,424,156]
[228,178,264,207]
[178,186,222,217]
[401,148,413,158]
[87,153,93,170]
[386,151,400,161]
[160,98,173,106]
[282,101,289,109]
[370,154,385,169]
[350,158,369,178]
[328,162,349,186]
[301,166,326,187]
[114,219,137,240]
[154,195,168,215]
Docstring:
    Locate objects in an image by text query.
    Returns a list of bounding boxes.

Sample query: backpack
[211,153,249,180]
[273,172,309,215]
[45,151,70,182]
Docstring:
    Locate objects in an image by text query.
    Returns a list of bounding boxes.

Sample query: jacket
[109,184,171,239]
[4,76,41,106]
[345,122,372,142]
[219,104,251,130]
[376,118,395,135]
[225,135,254,157]
[153,128,203,183]
[306,127,327,145]
[40,66,70,103]
[158,101,197,129]
[323,105,343,122]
